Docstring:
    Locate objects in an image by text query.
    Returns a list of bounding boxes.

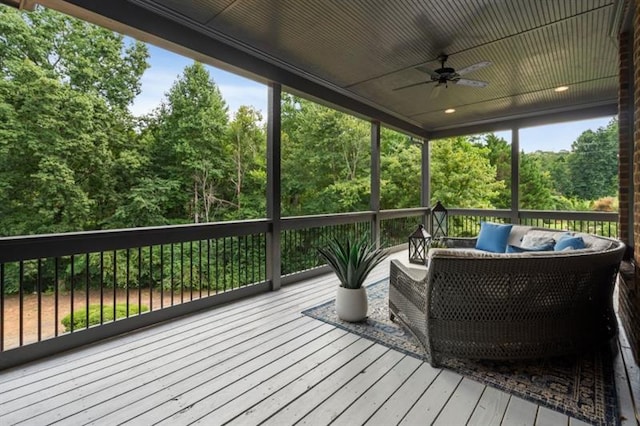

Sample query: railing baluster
[170,244,175,305]
[126,249,130,317]
[37,259,42,341]
[85,253,89,329]
[19,262,23,344]
[180,242,184,304]
[70,255,74,333]
[138,247,142,314]
[100,252,104,325]
[198,240,203,298]
[55,257,59,337]
[112,251,116,322]
[149,245,153,311]
[189,241,194,301]
[160,245,164,308]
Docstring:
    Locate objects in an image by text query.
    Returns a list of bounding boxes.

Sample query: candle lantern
[431,201,448,239]
[408,224,432,264]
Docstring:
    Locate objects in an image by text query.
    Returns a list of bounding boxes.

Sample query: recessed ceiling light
[444,108,455,114]
[554,86,569,92]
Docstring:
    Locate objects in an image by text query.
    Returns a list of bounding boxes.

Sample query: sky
[131,44,615,153]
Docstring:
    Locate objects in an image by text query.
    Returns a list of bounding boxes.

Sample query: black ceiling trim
[429,103,618,139]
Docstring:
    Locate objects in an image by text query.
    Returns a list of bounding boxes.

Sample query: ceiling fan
[394,54,491,96]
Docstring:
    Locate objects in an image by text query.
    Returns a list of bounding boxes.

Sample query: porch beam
[429,103,618,139]
[40,0,428,139]
[266,83,282,291]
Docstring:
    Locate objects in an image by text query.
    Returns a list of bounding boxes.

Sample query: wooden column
[511,128,520,224]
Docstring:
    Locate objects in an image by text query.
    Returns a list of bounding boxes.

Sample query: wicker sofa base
[389,230,624,367]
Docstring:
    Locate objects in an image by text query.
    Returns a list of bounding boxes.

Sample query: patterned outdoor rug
[302,279,620,426]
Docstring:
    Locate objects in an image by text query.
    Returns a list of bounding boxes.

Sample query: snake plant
[318,237,388,289]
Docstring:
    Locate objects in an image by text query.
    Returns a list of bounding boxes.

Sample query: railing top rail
[0,219,270,263]
[447,208,512,218]
[281,211,375,230]
[379,208,429,220]
[518,210,618,221]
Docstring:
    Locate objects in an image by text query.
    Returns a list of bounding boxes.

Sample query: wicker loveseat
[389,225,625,367]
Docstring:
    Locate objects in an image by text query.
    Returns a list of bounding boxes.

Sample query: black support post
[267,83,282,290]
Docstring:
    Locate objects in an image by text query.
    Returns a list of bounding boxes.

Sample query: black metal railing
[0,208,620,361]
[0,222,268,353]
[281,212,373,276]
[379,208,427,249]
[445,209,618,238]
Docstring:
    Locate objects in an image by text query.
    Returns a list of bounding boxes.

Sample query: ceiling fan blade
[415,65,440,79]
[456,61,491,76]
[430,84,443,99]
[456,78,489,88]
[393,80,436,91]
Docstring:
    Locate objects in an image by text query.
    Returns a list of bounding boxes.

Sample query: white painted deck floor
[0,251,638,426]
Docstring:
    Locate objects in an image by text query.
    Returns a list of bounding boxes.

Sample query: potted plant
[318,237,388,322]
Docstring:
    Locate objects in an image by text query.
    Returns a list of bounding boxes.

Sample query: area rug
[302,279,620,426]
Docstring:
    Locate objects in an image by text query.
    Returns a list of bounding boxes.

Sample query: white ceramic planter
[335,286,368,322]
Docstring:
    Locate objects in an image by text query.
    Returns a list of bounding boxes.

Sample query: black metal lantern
[408,224,432,264]
[431,201,448,239]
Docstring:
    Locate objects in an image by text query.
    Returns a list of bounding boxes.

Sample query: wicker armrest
[441,236,477,248]
[390,259,427,282]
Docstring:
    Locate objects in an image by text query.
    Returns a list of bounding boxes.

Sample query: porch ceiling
[40,0,623,137]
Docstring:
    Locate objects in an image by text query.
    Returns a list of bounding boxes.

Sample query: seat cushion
[506,242,555,253]
[555,234,586,251]
[475,222,513,253]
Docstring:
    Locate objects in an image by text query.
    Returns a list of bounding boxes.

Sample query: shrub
[61,304,149,332]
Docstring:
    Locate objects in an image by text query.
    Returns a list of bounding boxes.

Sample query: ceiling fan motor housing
[432,67,459,83]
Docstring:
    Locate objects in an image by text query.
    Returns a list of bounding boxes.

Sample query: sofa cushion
[574,233,613,251]
[475,222,513,253]
[520,233,557,248]
[555,234,586,251]
[506,242,555,253]
[507,225,533,246]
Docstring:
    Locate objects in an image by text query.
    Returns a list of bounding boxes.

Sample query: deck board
[0,251,637,425]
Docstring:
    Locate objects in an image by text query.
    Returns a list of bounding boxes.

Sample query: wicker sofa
[389,225,625,367]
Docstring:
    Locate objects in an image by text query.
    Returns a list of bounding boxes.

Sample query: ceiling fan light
[554,86,569,92]
[444,108,455,114]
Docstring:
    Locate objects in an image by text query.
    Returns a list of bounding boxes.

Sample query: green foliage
[568,119,618,200]
[281,95,371,215]
[61,304,149,332]
[317,237,387,289]
[519,153,554,209]
[430,137,504,208]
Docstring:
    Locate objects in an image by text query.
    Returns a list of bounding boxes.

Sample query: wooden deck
[0,251,638,426]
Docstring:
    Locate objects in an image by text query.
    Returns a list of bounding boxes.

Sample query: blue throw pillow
[506,242,555,253]
[554,234,586,251]
[475,222,513,253]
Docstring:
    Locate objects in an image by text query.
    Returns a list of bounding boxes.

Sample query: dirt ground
[2,289,206,350]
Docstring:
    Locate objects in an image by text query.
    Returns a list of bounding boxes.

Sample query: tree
[147,62,231,223]
[227,106,265,217]
[0,7,148,111]
[519,152,554,209]
[281,95,371,215]
[568,119,618,200]
[380,128,421,210]
[0,7,149,235]
[430,137,504,208]
[478,134,511,208]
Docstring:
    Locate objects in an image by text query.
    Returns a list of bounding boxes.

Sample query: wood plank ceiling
[129,0,621,133]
